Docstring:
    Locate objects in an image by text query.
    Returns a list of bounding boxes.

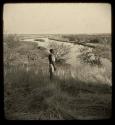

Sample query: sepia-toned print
[3,3,112,120]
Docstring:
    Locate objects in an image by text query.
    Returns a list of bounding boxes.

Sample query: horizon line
[4,33,111,35]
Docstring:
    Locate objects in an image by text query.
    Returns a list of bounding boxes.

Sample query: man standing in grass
[48,49,56,80]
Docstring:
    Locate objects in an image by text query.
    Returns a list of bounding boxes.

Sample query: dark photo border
[0,0,113,123]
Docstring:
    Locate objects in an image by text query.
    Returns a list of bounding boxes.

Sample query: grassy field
[4,34,112,120]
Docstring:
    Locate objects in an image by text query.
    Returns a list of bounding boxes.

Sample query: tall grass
[4,34,112,120]
[4,63,112,120]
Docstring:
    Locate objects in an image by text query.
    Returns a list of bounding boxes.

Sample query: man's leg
[50,70,53,80]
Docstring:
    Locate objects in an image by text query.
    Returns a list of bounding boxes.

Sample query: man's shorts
[49,64,54,73]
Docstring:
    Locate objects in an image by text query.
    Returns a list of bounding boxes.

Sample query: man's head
[50,49,54,54]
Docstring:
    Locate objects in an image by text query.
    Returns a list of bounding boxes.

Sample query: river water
[21,37,112,85]
[22,37,84,68]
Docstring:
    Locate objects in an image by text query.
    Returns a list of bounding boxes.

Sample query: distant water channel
[21,37,84,68]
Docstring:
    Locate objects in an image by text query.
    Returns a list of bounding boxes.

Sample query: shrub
[79,47,102,66]
[68,36,76,42]
[4,34,21,49]
[48,42,71,64]
[89,39,100,43]
[92,45,111,61]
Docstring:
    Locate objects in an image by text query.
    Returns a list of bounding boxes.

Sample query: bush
[68,36,76,41]
[48,42,71,64]
[62,35,77,42]
[89,39,100,43]
[4,34,21,49]
[93,45,111,61]
[79,47,102,66]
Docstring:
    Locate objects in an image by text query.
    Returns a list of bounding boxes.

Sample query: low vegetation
[34,39,45,42]
[78,47,102,66]
[4,34,112,120]
[48,42,71,64]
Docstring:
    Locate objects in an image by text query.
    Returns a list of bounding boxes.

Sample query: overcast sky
[3,3,111,34]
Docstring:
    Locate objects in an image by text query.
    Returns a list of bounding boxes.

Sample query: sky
[3,3,111,34]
